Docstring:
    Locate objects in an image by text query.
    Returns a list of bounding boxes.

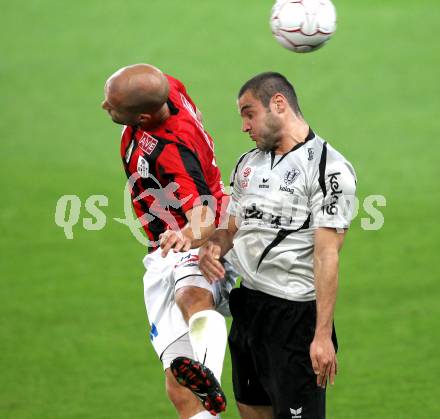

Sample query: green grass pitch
[1,0,439,418]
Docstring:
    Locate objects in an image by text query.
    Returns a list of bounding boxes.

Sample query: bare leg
[175,286,215,322]
[237,402,274,419]
[172,285,228,415]
[165,368,206,419]
[175,285,226,380]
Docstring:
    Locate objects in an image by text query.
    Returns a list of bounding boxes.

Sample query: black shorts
[228,286,338,419]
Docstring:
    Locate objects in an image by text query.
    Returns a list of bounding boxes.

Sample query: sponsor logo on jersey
[137,156,149,178]
[323,171,342,215]
[279,185,295,194]
[244,204,286,228]
[284,168,300,185]
[138,132,158,155]
[240,179,249,189]
[243,166,252,177]
[262,178,269,183]
[174,254,199,269]
[124,140,135,163]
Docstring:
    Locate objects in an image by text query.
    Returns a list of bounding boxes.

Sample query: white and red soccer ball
[270,0,337,53]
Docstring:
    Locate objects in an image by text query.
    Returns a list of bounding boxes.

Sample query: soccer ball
[270,0,337,53]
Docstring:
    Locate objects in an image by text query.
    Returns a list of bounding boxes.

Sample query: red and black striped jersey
[120,75,226,249]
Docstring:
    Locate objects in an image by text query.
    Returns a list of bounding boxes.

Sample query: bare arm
[199,215,238,283]
[160,205,216,257]
[310,227,346,388]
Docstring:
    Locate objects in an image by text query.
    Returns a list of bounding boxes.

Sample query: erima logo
[290,407,302,418]
[259,178,270,188]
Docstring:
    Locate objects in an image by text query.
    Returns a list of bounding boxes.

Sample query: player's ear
[272,94,286,114]
[138,113,152,125]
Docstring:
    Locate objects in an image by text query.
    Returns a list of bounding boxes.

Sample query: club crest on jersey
[284,169,300,185]
[138,132,158,155]
[137,156,149,178]
[243,166,252,177]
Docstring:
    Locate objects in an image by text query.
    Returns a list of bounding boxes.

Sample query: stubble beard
[256,112,283,152]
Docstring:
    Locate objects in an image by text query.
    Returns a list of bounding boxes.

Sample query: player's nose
[101,100,109,110]
[241,121,250,132]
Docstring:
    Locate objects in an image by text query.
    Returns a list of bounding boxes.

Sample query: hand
[160,230,191,258]
[199,241,225,283]
[310,334,338,388]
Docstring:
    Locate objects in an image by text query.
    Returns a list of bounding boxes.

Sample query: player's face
[238,91,282,152]
[102,83,139,126]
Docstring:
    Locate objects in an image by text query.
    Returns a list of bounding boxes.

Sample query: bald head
[105,64,170,114]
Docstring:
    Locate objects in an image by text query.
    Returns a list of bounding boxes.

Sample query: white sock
[188,309,227,382]
[190,411,220,418]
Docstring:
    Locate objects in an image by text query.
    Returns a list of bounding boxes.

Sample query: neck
[274,118,310,155]
[155,103,171,125]
[139,103,170,130]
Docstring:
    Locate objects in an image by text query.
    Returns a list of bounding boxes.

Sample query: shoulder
[325,142,357,181]
[315,140,357,198]
[300,134,356,195]
[230,148,260,184]
[236,148,260,168]
[165,74,186,93]
[308,135,356,177]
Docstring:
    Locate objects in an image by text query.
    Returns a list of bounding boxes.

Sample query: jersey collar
[270,127,315,169]
[166,98,179,115]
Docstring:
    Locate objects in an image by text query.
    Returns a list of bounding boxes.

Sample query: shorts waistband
[239,285,316,307]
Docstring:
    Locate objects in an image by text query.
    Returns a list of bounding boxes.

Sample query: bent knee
[175,286,214,321]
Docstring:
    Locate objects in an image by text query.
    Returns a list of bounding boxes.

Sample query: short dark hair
[238,72,302,115]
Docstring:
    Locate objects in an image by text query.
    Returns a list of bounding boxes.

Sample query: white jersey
[227,129,357,301]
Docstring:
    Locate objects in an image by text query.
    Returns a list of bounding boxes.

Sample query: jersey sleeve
[156,143,212,214]
[310,157,357,229]
[226,155,247,218]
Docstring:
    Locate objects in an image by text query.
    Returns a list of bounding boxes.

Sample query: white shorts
[160,332,193,370]
[142,248,237,365]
